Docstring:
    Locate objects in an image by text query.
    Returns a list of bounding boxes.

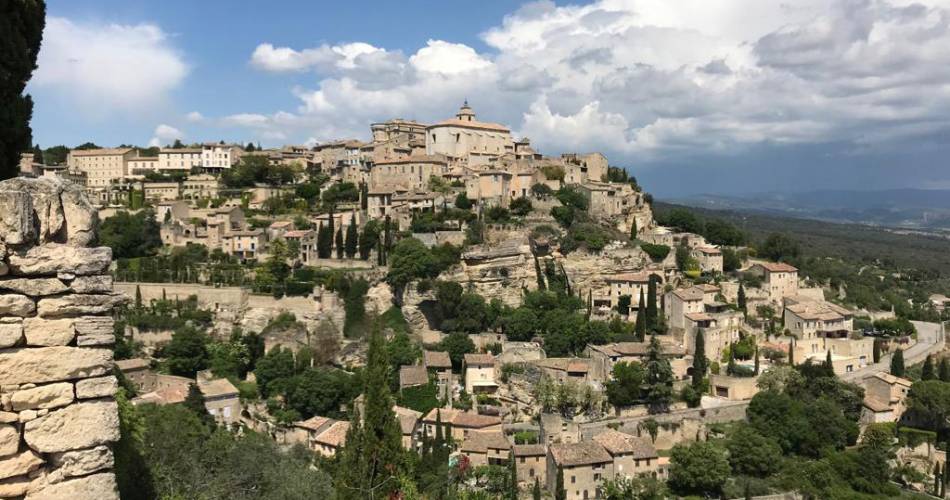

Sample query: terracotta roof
[269,220,293,229]
[592,430,657,459]
[461,431,511,454]
[429,118,510,133]
[755,262,798,273]
[315,421,350,447]
[464,353,495,367]
[871,372,913,387]
[198,378,239,398]
[684,312,715,322]
[69,148,133,156]
[549,441,613,467]
[535,358,590,373]
[424,350,452,369]
[588,341,686,357]
[283,230,314,238]
[295,416,332,432]
[400,365,429,388]
[863,397,891,413]
[374,154,448,165]
[393,406,422,435]
[697,284,721,293]
[672,287,705,302]
[513,444,546,457]
[160,148,203,154]
[785,301,853,322]
[423,408,501,429]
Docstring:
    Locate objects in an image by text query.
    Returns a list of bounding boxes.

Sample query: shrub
[640,243,671,261]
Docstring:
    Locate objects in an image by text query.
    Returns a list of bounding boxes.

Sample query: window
[529,468,534,477]
[571,476,575,484]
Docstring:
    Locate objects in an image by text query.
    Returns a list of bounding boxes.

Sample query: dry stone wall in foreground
[0,178,123,500]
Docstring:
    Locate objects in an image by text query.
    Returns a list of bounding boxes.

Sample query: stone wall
[0,178,122,499]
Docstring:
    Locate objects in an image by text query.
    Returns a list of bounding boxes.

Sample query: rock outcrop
[0,177,121,500]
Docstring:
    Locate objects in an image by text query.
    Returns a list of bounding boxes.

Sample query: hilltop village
[12,103,949,499]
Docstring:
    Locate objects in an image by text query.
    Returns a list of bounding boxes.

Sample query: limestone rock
[25,472,118,500]
[0,413,16,424]
[0,450,44,480]
[69,275,113,294]
[366,282,394,313]
[0,320,23,348]
[0,474,30,497]
[10,383,74,411]
[0,278,68,297]
[73,316,113,336]
[0,347,112,385]
[50,446,112,480]
[36,294,125,318]
[23,318,75,347]
[0,294,35,317]
[23,401,119,454]
[75,377,117,399]
[9,245,112,276]
[0,262,8,277]
[0,424,17,457]
[58,183,98,247]
[18,411,37,423]
[0,190,33,246]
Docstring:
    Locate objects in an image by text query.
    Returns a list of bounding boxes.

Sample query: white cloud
[185,111,205,122]
[148,123,183,147]
[233,0,950,164]
[32,17,187,115]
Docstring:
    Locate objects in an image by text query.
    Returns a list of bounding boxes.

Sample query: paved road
[841,320,945,382]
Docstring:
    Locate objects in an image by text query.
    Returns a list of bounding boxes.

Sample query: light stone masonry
[0,177,120,500]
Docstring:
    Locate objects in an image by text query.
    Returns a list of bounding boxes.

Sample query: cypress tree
[328,206,335,250]
[317,223,333,258]
[923,354,935,381]
[940,358,950,382]
[134,285,142,309]
[0,0,45,180]
[507,450,518,500]
[383,215,393,252]
[646,275,658,332]
[692,328,707,389]
[944,460,949,487]
[334,319,404,499]
[737,283,747,318]
[935,465,941,496]
[630,218,638,241]
[555,465,566,500]
[533,477,541,500]
[754,344,760,375]
[634,289,647,341]
[891,348,905,377]
[335,227,344,259]
[824,350,834,375]
[788,338,795,366]
[345,213,358,258]
[873,339,881,363]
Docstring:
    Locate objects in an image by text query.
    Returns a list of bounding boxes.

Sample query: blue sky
[28,0,950,197]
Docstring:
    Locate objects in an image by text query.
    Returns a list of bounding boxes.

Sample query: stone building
[749,261,799,304]
[546,441,614,500]
[0,177,124,499]
[514,444,547,486]
[425,102,513,165]
[592,429,660,479]
[66,147,135,188]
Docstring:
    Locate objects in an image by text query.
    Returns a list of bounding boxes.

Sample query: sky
[28,0,950,197]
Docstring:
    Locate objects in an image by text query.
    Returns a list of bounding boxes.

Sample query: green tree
[923,354,935,381]
[455,192,473,210]
[644,335,673,413]
[99,210,163,259]
[0,0,45,180]
[335,227,344,259]
[359,220,380,260]
[873,339,882,363]
[438,332,475,371]
[629,219,637,241]
[634,289,646,341]
[759,233,801,262]
[554,465,566,500]
[726,424,782,477]
[510,197,533,216]
[386,238,439,299]
[317,223,333,258]
[668,441,730,496]
[164,326,208,378]
[183,383,213,427]
[891,348,905,377]
[645,276,658,332]
[532,477,541,500]
[605,361,644,408]
[345,215,358,258]
[507,450,518,500]
[692,329,707,390]
[334,320,405,499]
[940,357,950,382]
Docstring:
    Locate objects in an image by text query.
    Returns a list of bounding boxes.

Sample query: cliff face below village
[0,178,122,500]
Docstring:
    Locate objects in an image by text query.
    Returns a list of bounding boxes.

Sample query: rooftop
[399,365,429,388]
[116,358,150,371]
[513,444,546,457]
[672,287,705,302]
[314,421,350,447]
[295,415,332,432]
[755,261,798,273]
[549,441,613,467]
[460,431,511,454]
[592,430,657,459]
[422,408,502,429]
[464,353,495,367]
[198,378,239,398]
[424,350,452,369]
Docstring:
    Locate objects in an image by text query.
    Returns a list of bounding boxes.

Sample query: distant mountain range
[666,189,950,230]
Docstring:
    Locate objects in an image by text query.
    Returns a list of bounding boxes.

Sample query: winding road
[841,320,945,382]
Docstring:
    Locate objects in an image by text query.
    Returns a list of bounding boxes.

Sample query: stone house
[547,441,614,500]
[592,429,660,479]
[585,341,688,384]
[370,154,449,191]
[421,408,502,443]
[67,147,135,187]
[534,358,592,384]
[115,358,152,389]
[749,262,799,304]
[862,372,912,423]
[394,405,423,451]
[514,444,547,486]
[399,365,429,391]
[426,102,513,165]
[709,374,760,400]
[288,415,334,448]
[664,287,705,331]
[691,246,723,274]
[423,350,453,377]
[602,271,662,311]
[313,420,350,457]
[197,377,241,425]
[463,353,498,394]
[460,430,512,467]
